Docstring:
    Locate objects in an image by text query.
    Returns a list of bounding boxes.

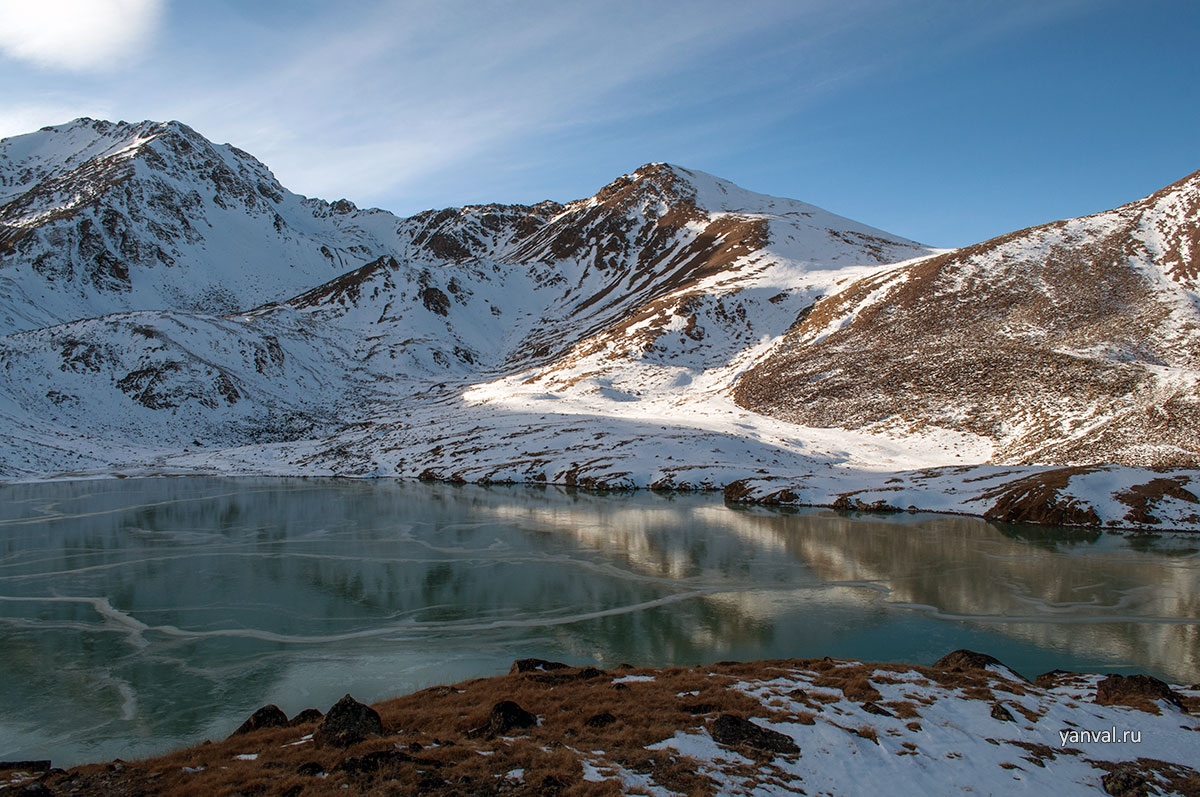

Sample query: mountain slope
[0,147,931,480]
[734,169,1200,467]
[0,118,404,334]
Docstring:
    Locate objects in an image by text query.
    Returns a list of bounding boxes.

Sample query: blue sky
[0,0,1195,247]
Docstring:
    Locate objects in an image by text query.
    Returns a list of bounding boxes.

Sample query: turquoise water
[0,477,1196,766]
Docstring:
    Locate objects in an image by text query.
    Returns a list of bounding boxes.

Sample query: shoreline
[5,652,1198,795]
[5,462,1200,534]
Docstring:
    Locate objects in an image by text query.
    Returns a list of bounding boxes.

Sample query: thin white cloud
[165,1,828,206]
[0,0,163,72]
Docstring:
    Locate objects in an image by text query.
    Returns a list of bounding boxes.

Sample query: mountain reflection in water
[0,477,1196,766]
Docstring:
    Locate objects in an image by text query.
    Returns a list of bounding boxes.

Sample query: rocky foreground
[3,653,1198,796]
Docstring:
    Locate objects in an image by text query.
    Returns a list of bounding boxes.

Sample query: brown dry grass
[28,656,1110,795]
[731,192,1200,473]
[805,662,886,705]
[43,661,823,796]
[884,700,923,720]
[854,725,880,745]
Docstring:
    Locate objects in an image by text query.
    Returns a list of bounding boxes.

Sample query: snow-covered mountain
[1,119,1197,529]
[0,118,403,334]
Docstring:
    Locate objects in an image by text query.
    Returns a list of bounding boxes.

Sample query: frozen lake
[1,477,1196,766]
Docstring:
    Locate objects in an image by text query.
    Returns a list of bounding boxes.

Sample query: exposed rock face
[314,694,383,747]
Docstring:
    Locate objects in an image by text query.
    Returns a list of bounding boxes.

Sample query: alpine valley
[2,118,1199,531]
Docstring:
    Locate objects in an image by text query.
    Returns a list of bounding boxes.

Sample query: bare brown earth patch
[1116,476,1200,526]
[979,467,1103,526]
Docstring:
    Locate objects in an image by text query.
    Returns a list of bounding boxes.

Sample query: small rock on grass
[934,649,1006,672]
[288,708,324,726]
[295,761,324,776]
[314,694,383,747]
[468,700,537,738]
[711,714,799,754]
[1101,766,1150,797]
[231,704,288,736]
[510,658,568,674]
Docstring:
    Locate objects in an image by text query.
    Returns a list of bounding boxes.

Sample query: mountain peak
[587,161,828,221]
[589,162,693,208]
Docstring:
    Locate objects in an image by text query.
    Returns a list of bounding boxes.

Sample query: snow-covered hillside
[1,119,1198,530]
[734,169,1200,467]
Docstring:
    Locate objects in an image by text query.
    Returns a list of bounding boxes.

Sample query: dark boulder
[1095,674,1184,711]
[314,694,383,747]
[510,658,569,674]
[990,703,1015,722]
[1035,669,1080,688]
[231,704,288,736]
[584,712,616,728]
[711,714,799,754]
[468,700,537,738]
[288,708,324,726]
[296,761,325,776]
[538,774,568,794]
[1101,765,1151,797]
[934,650,1005,672]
